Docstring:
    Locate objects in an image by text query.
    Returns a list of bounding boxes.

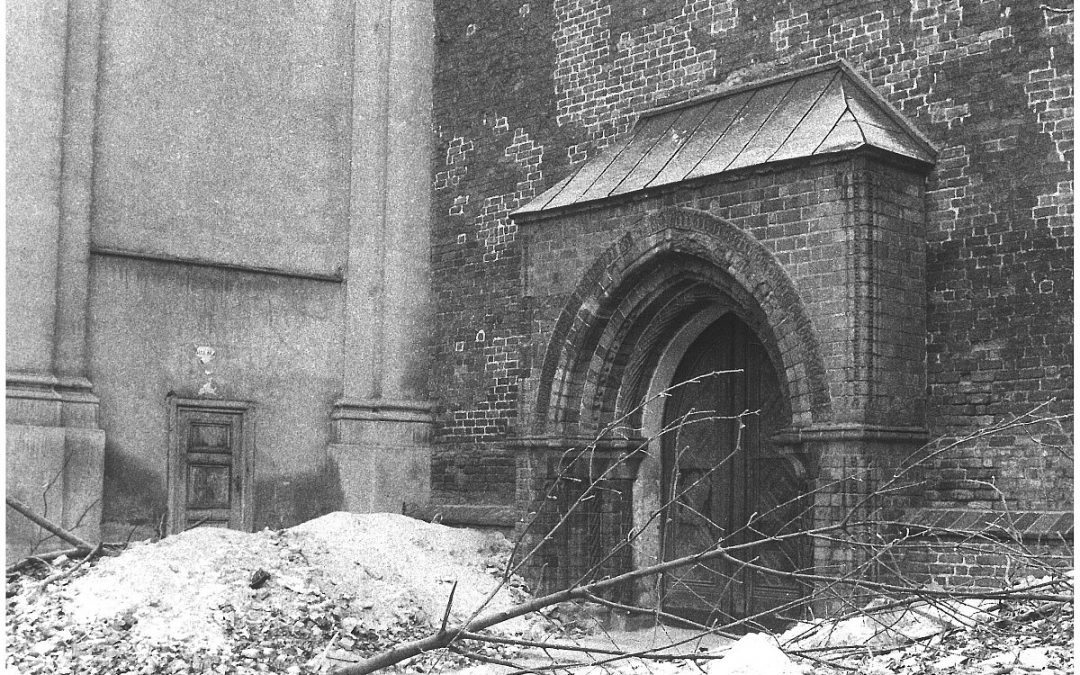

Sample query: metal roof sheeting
[515,61,936,218]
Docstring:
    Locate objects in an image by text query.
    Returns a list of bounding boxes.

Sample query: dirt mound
[6,513,531,674]
[286,512,529,630]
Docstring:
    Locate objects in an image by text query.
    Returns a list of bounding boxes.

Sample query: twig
[6,496,96,550]
[995,600,1068,626]
[185,516,212,531]
[790,625,964,664]
[714,547,1073,603]
[440,580,459,634]
[579,590,722,634]
[447,644,546,673]
[459,630,730,660]
[793,650,860,672]
[36,543,102,591]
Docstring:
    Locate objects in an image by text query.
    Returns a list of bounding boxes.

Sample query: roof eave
[512,145,933,223]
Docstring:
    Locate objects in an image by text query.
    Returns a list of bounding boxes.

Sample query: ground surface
[5,513,1074,674]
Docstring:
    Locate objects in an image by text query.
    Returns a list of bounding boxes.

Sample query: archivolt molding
[534,207,831,436]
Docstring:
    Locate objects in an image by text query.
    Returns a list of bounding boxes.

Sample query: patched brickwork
[895,538,1072,589]
[430,0,1073,590]
[881,507,1073,589]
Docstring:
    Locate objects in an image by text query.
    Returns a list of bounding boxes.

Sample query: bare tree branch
[6,496,95,550]
[328,402,1072,675]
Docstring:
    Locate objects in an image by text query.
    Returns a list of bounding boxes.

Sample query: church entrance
[659,313,807,626]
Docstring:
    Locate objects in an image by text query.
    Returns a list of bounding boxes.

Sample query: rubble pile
[6,514,1073,675]
[6,513,531,674]
[780,576,1075,675]
[513,581,1074,675]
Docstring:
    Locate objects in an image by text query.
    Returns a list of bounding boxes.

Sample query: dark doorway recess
[660,313,807,626]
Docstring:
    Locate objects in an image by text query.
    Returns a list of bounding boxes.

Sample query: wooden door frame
[166,396,255,535]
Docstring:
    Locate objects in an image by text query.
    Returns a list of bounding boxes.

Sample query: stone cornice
[774,424,930,445]
[331,397,435,424]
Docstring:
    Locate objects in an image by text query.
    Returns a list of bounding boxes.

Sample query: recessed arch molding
[533,207,832,438]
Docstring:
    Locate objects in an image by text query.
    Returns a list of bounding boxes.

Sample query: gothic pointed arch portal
[528,209,826,623]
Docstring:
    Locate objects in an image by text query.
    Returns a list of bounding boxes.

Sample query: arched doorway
[523,211,831,621]
[659,312,807,626]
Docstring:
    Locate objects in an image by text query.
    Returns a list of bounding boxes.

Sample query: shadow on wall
[253,459,345,531]
[101,448,169,543]
[102,449,346,541]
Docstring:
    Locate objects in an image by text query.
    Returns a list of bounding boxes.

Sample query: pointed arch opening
[528,209,826,621]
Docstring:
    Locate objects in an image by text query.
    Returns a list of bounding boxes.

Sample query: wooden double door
[660,314,807,626]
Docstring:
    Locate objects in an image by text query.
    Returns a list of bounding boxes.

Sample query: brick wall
[520,155,927,428]
[430,0,1072,527]
[881,507,1073,589]
[515,444,638,597]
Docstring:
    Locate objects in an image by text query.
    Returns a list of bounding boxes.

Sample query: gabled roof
[515,60,936,218]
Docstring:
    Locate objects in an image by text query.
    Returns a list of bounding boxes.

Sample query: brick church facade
[425,0,1073,599]
[7,0,1073,616]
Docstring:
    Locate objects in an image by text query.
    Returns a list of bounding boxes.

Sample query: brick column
[328,0,436,513]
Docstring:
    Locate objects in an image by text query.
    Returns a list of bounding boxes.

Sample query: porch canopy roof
[514,60,936,218]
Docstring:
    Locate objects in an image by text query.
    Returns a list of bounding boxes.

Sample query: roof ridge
[839,76,871,150]
[640,60,844,120]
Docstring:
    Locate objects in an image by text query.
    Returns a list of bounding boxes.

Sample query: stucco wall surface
[6,0,67,373]
[90,0,352,277]
[89,256,345,538]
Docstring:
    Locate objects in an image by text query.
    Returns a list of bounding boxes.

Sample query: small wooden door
[660,314,806,626]
[168,399,254,533]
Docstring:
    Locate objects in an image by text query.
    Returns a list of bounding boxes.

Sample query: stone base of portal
[327,398,434,514]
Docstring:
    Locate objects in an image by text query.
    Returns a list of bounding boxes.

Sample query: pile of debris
[6,512,533,674]
[7,512,1074,675]
[780,576,1075,675]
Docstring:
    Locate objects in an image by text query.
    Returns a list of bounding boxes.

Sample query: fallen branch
[331,515,1071,675]
[6,546,92,575]
[327,403,1071,675]
[36,544,102,592]
[330,520,828,674]
[6,496,95,550]
[458,631,730,661]
[448,644,545,673]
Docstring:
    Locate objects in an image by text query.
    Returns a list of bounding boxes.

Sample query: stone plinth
[6,374,104,562]
[329,399,433,513]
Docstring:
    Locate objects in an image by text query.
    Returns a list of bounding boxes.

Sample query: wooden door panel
[168,399,253,534]
[662,315,749,618]
[661,313,804,624]
[189,421,231,452]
